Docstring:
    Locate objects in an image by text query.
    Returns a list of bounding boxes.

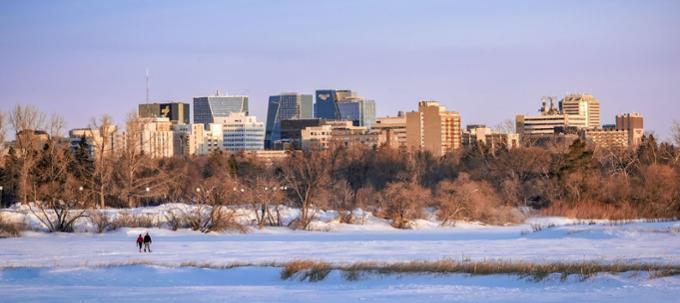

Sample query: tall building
[193,93,249,128]
[314,89,356,119]
[172,124,207,156]
[314,89,376,128]
[137,117,174,158]
[559,93,601,129]
[216,112,265,151]
[405,101,462,157]
[617,112,644,147]
[373,112,407,152]
[516,96,588,138]
[337,98,376,128]
[139,102,190,124]
[265,93,313,148]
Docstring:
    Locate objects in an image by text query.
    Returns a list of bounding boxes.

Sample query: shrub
[164,209,192,231]
[380,181,430,229]
[435,174,524,225]
[111,212,157,229]
[88,210,114,233]
[0,214,26,238]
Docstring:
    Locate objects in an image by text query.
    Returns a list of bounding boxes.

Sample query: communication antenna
[145,68,150,103]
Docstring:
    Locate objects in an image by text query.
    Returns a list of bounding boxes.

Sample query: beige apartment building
[616,112,644,147]
[172,124,205,156]
[373,113,407,152]
[68,125,119,159]
[583,112,644,149]
[405,101,462,157]
[301,120,385,150]
[462,125,520,149]
[137,117,174,158]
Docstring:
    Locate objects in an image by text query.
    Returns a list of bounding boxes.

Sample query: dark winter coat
[144,234,152,243]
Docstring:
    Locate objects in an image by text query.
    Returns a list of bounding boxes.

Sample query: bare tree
[8,105,46,203]
[0,110,6,151]
[245,175,285,229]
[191,176,245,233]
[381,181,430,229]
[330,180,357,223]
[112,113,170,207]
[87,115,117,208]
[28,119,91,232]
[279,151,331,230]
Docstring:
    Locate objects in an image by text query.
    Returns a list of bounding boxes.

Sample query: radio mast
[145,68,150,103]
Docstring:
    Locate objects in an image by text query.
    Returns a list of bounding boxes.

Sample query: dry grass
[541,200,678,221]
[111,212,158,229]
[281,261,332,282]
[279,260,680,282]
[0,214,26,238]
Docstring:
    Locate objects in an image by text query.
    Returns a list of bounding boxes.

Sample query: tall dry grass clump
[0,214,26,237]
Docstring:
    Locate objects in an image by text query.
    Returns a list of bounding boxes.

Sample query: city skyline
[1,0,679,139]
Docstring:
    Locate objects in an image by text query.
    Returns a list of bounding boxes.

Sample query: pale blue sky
[1,0,679,138]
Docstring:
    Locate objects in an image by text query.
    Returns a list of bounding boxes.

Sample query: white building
[215,112,265,151]
[138,117,174,158]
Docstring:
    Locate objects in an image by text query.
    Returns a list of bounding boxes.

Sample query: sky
[0,0,679,139]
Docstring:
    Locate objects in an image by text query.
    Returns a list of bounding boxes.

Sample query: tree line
[1,105,679,231]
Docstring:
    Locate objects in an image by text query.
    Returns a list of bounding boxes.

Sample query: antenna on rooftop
[145,68,150,103]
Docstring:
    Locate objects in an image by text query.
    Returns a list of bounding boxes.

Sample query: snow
[1,266,679,303]
[1,204,680,302]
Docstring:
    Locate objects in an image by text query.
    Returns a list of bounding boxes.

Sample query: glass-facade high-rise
[337,99,376,128]
[314,90,341,120]
[193,95,249,128]
[265,93,313,149]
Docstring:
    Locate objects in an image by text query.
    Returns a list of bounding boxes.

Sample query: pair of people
[136,232,152,253]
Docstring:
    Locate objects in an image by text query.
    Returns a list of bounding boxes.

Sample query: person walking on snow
[136,234,144,252]
[143,232,152,253]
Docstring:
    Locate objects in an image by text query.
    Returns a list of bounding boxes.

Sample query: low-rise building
[462,125,519,149]
[373,113,407,151]
[301,120,385,150]
[68,125,118,159]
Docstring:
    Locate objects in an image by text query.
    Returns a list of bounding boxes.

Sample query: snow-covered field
[1,204,680,302]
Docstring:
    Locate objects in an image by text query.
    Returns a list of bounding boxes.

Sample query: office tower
[215,112,265,151]
[138,102,190,124]
[516,96,588,137]
[559,93,601,129]
[193,93,249,128]
[314,89,342,119]
[405,101,462,157]
[265,93,313,148]
[314,89,360,119]
[337,98,376,128]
